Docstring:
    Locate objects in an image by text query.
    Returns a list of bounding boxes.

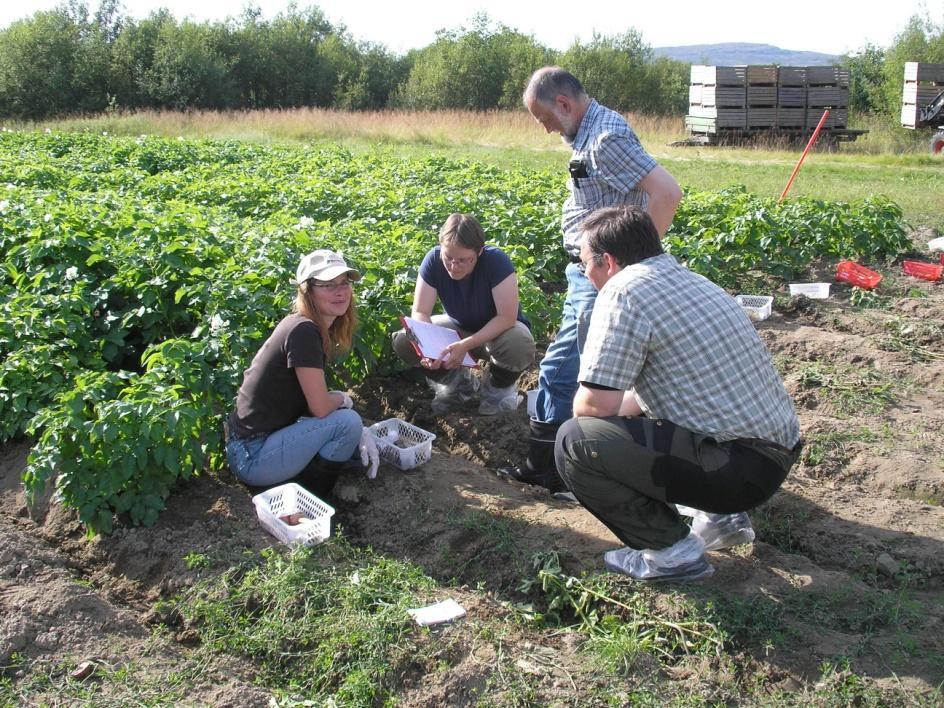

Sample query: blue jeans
[536,262,598,424]
[225,408,362,487]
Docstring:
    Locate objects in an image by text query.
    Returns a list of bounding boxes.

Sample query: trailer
[681,122,868,147]
[901,62,944,155]
[684,64,868,147]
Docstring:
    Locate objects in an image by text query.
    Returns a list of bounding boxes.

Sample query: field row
[0,132,911,532]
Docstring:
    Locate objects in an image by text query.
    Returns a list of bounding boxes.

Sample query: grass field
[11,107,943,230]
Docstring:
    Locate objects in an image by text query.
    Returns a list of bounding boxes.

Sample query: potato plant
[0,132,912,533]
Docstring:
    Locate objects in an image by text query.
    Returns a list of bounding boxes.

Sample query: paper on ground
[928,236,944,252]
[407,598,467,626]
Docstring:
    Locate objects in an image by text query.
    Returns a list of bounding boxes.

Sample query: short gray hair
[524,66,585,105]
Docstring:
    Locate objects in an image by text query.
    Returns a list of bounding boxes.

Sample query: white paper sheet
[407,598,467,626]
[402,317,476,367]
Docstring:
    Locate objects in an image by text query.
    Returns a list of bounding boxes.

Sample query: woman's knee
[331,408,363,436]
[392,330,420,366]
[489,326,536,372]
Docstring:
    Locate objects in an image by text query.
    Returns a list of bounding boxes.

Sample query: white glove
[359,428,379,479]
[331,391,354,409]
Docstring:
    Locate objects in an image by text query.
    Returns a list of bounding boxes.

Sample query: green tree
[559,30,687,114]
[109,10,175,109]
[395,14,552,110]
[333,41,410,110]
[0,0,126,119]
[141,19,237,109]
[841,44,886,115]
[494,31,556,109]
[645,56,690,114]
[259,5,337,107]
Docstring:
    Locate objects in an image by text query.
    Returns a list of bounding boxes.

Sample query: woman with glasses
[392,213,536,415]
[225,249,379,496]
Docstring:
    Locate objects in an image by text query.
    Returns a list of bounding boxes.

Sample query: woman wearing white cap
[225,249,379,494]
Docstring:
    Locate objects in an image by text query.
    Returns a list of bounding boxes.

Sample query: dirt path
[1,257,942,702]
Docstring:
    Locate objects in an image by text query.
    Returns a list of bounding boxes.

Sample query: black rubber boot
[498,419,568,493]
[487,363,521,389]
[292,456,359,498]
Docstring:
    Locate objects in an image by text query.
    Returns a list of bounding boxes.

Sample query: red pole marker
[779,109,830,204]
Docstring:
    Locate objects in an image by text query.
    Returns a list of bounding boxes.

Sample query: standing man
[556,206,801,581]
[500,66,682,493]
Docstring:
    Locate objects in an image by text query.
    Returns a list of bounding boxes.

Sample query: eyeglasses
[441,253,476,267]
[577,254,603,274]
[310,279,353,292]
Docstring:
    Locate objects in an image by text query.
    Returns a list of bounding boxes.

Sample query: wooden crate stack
[805,66,849,129]
[746,65,778,128]
[901,62,944,128]
[686,64,747,133]
[777,66,807,129]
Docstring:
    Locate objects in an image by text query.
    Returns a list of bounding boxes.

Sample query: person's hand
[359,428,379,479]
[438,340,471,369]
[419,357,443,371]
[330,391,354,409]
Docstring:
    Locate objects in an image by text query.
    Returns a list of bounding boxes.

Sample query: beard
[559,115,579,144]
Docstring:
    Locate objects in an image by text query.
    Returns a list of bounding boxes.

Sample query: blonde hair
[438,213,486,251]
[293,281,357,361]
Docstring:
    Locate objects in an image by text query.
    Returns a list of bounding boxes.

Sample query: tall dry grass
[16,106,688,152]
[11,106,936,157]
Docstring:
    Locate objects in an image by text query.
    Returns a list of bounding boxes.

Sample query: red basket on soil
[835,260,882,290]
[902,260,943,282]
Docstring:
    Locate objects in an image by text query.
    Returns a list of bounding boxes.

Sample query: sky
[1,0,943,56]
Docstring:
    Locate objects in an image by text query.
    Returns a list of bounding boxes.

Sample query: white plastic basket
[788,282,830,299]
[368,418,436,470]
[251,482,335,546]
[734,294,773,321]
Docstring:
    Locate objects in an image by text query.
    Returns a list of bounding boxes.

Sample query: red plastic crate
[902,260,943,282]
[835,260,882,290]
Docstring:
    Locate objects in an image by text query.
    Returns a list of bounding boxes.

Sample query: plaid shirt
[579,254,800,449]
[562,100,658,256]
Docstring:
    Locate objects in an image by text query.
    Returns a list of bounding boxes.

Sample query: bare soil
[2,250,943,704]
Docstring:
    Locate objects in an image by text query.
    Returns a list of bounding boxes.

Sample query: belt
[737,437,803,470]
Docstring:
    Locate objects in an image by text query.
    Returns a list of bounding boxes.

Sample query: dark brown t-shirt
[227,313,326,439]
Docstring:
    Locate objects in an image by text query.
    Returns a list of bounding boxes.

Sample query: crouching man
[555,206,801,582]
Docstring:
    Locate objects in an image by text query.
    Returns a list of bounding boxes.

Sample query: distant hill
[653,42,837,66]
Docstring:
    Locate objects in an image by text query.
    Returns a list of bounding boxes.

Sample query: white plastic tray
[252,482,334,546]
[368,418,436,470]
[789,282,830,299]
[734,294,773,321]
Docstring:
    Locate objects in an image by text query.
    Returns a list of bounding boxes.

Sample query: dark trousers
[555,415,799,551]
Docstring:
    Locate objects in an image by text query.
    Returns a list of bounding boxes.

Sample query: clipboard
[401,316,477,367]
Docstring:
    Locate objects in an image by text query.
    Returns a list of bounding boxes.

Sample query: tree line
[0,1,941,122]
[0,1,687,119]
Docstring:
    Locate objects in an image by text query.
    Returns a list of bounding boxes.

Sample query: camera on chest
[568,159,588,187]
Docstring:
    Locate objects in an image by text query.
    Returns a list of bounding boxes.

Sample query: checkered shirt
[579,254,800,449]
[561,99,658,257]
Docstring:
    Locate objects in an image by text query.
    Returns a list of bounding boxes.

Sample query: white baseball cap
[294,249,361,285]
